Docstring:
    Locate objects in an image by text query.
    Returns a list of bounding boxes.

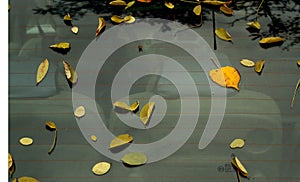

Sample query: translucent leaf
[19,137,33,146]
[45,121,57,154]
[291,79,300,108]
[121,152,147,166]
[50,42,70,49]
[63,60,78,84]
[215,28,232,41]
[231,156,248,177]
[36,58,49,86]
[71,26,79,34]
[18,176,39,182]
[113,100,139,112]
[111,15,125,23]
[125,1,135,10]
[8,153,13,169]
[209,66,240,91]
[254,60,265,74]
[74,106,85,118]
[259,37,284,44]
[110,134,133,149]
[240,59,255,67]
[63,13,72,21]
[230,138,245,149]
[193,5,201,16]
[109,0,127,6]
[137,0,151,3]
[165,2,174,9]
[92,162,111,175]
[124,15,136,23]
[247,21,261,30]
[220,4,233,15]
[96,18,106,37]
[140,102,155,125]
[90,135,97,142]
[202,0,226,5]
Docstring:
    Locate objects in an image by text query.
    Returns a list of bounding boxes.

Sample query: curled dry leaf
[109,0,127,6]
[259,37,284,44]
[254,60,265,74]
[36,58,49,86]
[8,153,13,169]
[45,121,57,130]
[209,66,240,91]
[17,176,39,182]
[202,0,226,5]
[110,134,133,149]
[71,26,79,34]
[90,135,97,142]
[45,121,57,154]
[74,106,85,118]
[137,0,151,3]
[230,138,245,149]
[231,156,248,177]
[165,2,174,9]
[125,1,135,9]
[247,21,261,30]
[50,42,70,49]
[19,137,33,146]
[124,15,136,23]
[121,152,147,166]
[240,59,255,67]
[193,5,202,16]
[92,162,111,175]
[220,4,233,15]
[290,78,300,108]
[113,100,139,112]
[140,102,155,126]
[111,15,125,23]
[96,18,106,37]
[63,60,78,84]
[215,28,232,41]
[63,13,72,21]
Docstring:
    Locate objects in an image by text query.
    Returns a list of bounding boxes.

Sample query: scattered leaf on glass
[19,137,33,146]
[209,66,241,91]
[259,37,284,44]
[71,26,79,34]
[254,60,265,74]
[231,156,248,177]
[96,18,106,37]
[220,4,233,15]
[113,100,139,112]
[165,2,174,9]
[240,59,255,67]
[125,1,135,9]
[111,15,125,24]
[202,0,226,5]
[140,102,155,126]
[121,152,147,166]
[92,162,111,175]
[63,13,72,21]
[17,176,39,182]
[8,153,13,169]
[230,138,245,149]
[36,58,49,86]
[215,28,232,41]
[90,135,97,142]
[63,60,78,84]
[247,21,261,30]
[45,121,57,154]
[110,134,133,149]
[291,78,300,108]
[74,106,85,118]
[297,60,300,66]
[193,5,201,16]
[109,0,127,6]
[124,15,136,23]
[50,42,70,49]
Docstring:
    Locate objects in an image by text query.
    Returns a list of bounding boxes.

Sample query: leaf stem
[48,130,57,154]
[256,0,265,20]
[291,78,300,108]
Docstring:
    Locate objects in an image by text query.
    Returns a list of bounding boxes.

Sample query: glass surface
[9,0,300,181]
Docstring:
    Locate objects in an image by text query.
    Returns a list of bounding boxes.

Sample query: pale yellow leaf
[165,2,174,9]
[8,153,13,169]
[247,21,261,30]
[202,0,226,5]
[121,152,147,166]
[110,134,133,149]
[19,137,33,146]
[63,13,72,21]
[259,36,284,44]
[74,106,85,118]
[109,0,127,6]
[240,59,255,67]
[193,5,201,16]
[230,138,245,149]
[254,60,265,74]
[220,4,233,15]
[36,58,49,86]
[111,15,125,23]
[125,1,135,9]
[113,100,139,112]
[92,162,111,175]
[231,156,248,177]
[124,15,136,23]
[62,60,78,84]
[18,176,39,182]
[90,135,97,142]
[71,26,79,34]
[297,60,300,66]
[140,102,155,125]
[215,28,232,41]
[50,42,70,49]
[96,18,106,37]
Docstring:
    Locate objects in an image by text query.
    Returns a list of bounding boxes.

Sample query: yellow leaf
[45,121,57,130]
[231,156,248,177]
[18,176,39,182]
[71,26,79,34]
[8,153,13,169]
[291,78,300,108]
[124,15,136,23]
[297,60,300,66]
[240,59,255,67]
[96,18,106,37]
[125,1,135,9]
[254,59,265,74]
[247,21,261,30]
[90,135,97,142]
[74,106,85,118]
[62,60,78,84]
[259,36,284,44]
[36,58,49,86]
[19,137,33,146]
[109,0,127,5]
[121,152,147,166]
[111,15,125,24]
[50,42,70,49]
[165,2,174,9]
[113,100,139,112]
[110,134,133,149]
[230,138,245,149]
[9,164,15,178]
[202,0,226,5]
[92,162,111,175]
[220,4,233,15]
[137,0,151,3]
[209,66,240,91]
[193,5,202,16]
[215,28,232,41]
[63,13,72,21]
[45,121,57,154]
[140,102,155,125]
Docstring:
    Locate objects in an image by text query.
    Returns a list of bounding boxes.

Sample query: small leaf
[121,152,147,166]
[140,102,155,125]
[240,59,255,67]
[247,21,261,30]
[63,13,72,21]
[215,28,232,41]
[50,42,70,49]
[19,137,33,146]
[193,5,202,16]
[220,4,233,15]
[124,15,136,23]
[45,121,57,154]
[9,165,15,178]
[18,176,39,182]
[45,121,57,130]
[71,26,79,34]
[36,58,49,86]
[297,60,300,67]
[230,138,245,149]
[109,0,127,6]
[63,60,78,84]
[259,37,284,44]
[74,106,85,118]
[110,134,133,149]
[202,0,226,5]
[96,18,106,37]
[125,1,135,9]
[209,66,240,91]
[8,153,13,169]
[137,0,151,3]
[92,162,111,175]
[113,100,139,112]
[291,78,300,108]
[254,60,265,74]
[231,156,248,177]
[165,2,174,9]
[90,135,97,142]
[111,15,125,24]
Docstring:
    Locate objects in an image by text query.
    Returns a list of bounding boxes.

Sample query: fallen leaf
[202,0,226,5]
[254,59,265,74]
[19,137,33,146]
[96,18,106,37]
[220,4,233,15]
[74,106,85,118]
[137,0,151,3]
[110,134,133,149]
[45,121,57,154]
[259,37,284,44]
[111,15,125,23]
[230,138,245,149]
[8,4,10,11]
[63,13,72,21]
[209,66,240,91]
[297,60,300,66]
[124,15,136,23]
[63,60,78,84]
[36,58,49,86]
[231,156,248,177]
[92,162,111,175]
[140,102,155,125]
[125,1,135,9]
[17,176,39,182]
[8,153,13,169]
[240,59,255,67]
[121,152,147,166]
[50,42,70,49]
[113,100,139,112]
[45,121,56,130]
[165,2,174,9]
[12,178,17,182]
[290,78,300,108]
[71,26,79,34]
[109,0,127,6]
[215,28,232,41]
[9,165,15,178]
[90,135,97,142]
[247,21,261,30]
[193,5,202,16]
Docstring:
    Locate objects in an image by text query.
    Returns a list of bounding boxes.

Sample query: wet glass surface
[9,0,300,181]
